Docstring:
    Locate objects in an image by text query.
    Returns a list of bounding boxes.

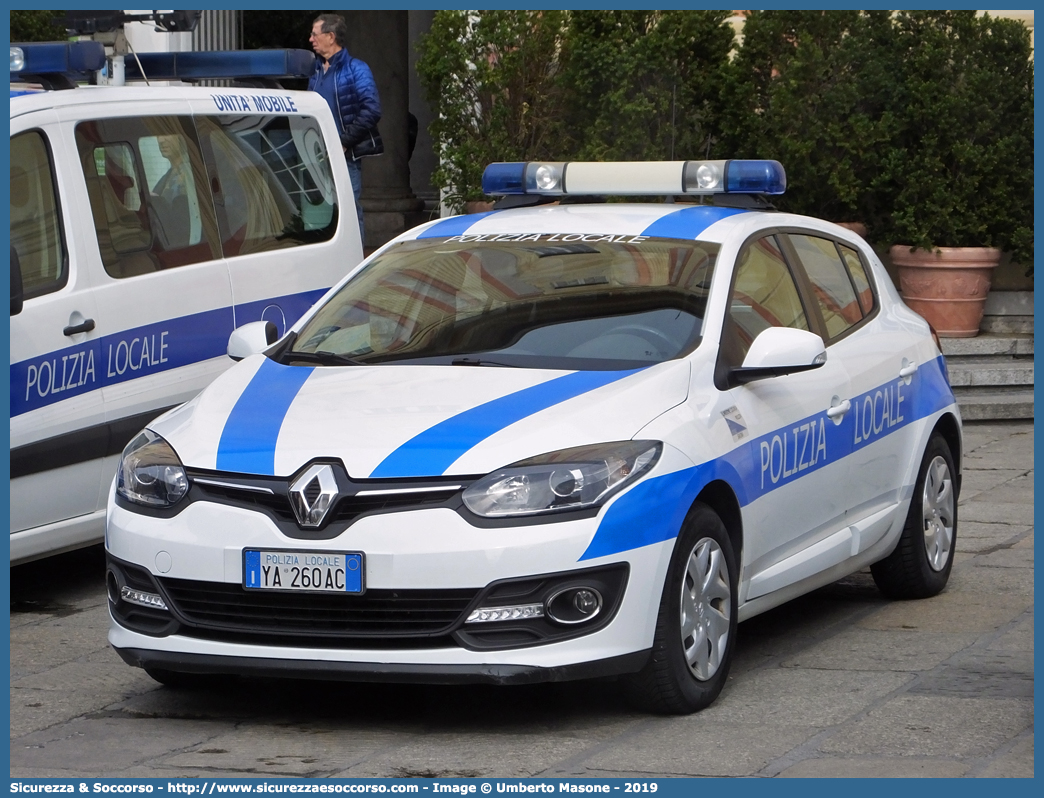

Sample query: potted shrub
[874,11,1033,337]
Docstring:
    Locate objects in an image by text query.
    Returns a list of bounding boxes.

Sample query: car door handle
[899,362,918,378]
[826,399,851,419]
[63,318,96,336]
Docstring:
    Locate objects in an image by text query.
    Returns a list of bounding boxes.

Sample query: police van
[10,41,362,564]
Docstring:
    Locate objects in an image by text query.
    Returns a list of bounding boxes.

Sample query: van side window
[10,131,67,299]
[75,117,221,279]
[787,233,865,340]
[198,114,338,258]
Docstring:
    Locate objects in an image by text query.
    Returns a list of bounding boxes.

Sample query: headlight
[116,430,189,508]
[462,441,661,518]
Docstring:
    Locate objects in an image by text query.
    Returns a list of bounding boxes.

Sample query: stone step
[941,333,1033,357]
[953,387,1034,421]
[983,290,1034,316]
[980,315,1034,334]
[945,357,1034,387]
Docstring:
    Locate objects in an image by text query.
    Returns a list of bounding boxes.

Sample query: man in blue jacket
[308,13,383,239]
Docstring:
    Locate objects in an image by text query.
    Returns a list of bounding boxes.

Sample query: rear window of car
[282,235,720,370]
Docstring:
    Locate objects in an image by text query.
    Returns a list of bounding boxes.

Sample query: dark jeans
[345,156,364,241]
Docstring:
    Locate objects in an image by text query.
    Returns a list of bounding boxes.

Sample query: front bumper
[113,643,652,686]
[105,478,680,676]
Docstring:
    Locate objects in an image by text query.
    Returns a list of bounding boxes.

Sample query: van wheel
[871,433,957,599]
[626,503,737,714]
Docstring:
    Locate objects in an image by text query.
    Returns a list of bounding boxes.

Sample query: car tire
[871,433,958,599]
[625,502,738,715]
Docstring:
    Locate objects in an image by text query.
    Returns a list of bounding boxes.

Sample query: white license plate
[243,549,364,594]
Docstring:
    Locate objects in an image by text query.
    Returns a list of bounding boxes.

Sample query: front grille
[194,482,296,521]
[186,468,472,537]
[331,490,458,522]
[159,577,480,647]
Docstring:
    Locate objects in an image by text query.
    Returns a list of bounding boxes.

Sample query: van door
[10,118,107,561]
[67,112,236,507]
[196,101,361,338]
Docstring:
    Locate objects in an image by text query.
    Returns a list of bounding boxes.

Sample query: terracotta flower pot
[835,221,868,238]
[890,245,1002,338]
[464,200,494,214]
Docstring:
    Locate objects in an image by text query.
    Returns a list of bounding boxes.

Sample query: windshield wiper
[282,350,367,367]
[450,357,519,368]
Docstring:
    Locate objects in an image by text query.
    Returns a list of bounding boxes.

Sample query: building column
[341,10,425,249]
[408,10,438,211]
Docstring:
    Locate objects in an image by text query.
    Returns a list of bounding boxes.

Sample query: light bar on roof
[123,49,315,82]
[482,160,786,197]
[10,41,105,76]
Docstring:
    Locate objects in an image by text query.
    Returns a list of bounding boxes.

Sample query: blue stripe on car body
[640,206,748,239]
[216,357,314,475]
[416,212,500,239]
[580,355,956,560]
[370,368,647,478]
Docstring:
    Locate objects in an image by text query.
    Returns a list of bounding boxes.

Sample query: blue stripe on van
[369,368,646,478]
[10,288,327,418]
[216,357,314,475]
[233,288,328,339]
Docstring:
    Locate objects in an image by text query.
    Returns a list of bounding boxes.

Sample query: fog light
[546,586,603,625]
[573,589,599,615]
[120,585,169,611]
[466,603,544,623]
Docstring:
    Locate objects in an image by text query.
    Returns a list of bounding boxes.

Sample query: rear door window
[786,233,873,341]
[839,243,876,316]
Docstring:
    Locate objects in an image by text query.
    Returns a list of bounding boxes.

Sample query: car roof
[399,204,865,248]
[9,84,329,120]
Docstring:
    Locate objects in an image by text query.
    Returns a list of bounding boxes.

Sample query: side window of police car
[195,114,338,258]
[76,117,221,278]
[718,234,810,376]
[10,131,66,300]
[785,234,874,341]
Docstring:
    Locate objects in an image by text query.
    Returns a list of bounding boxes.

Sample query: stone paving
[8,422,1033,778]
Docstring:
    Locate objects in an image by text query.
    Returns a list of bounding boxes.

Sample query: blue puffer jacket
[308,48,383,160]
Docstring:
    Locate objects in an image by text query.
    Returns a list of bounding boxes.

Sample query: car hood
[150,355,691,479]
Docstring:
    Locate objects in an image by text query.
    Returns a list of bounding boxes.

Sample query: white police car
[10,42,361,564]
[105,160,961,714]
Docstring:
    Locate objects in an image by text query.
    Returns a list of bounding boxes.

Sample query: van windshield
[279,234,719,370]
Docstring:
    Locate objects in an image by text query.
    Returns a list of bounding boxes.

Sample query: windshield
[281,234,719,370]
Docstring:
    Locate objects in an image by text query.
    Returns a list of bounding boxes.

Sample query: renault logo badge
[288,464,339,527]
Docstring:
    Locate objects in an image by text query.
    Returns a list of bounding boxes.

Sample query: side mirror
[11,246,24,316]
[227,320,278,361]
[730,327,826,386]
